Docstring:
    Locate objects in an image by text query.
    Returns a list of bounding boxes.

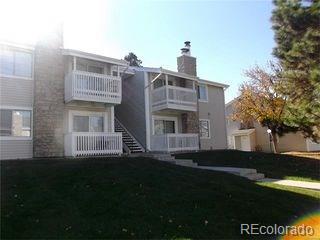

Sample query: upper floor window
[198,84,208,102]
[0,49,33,78]
[0,109,32,137]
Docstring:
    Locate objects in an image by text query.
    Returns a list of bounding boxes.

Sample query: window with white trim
[154,119,175,135]
[0,109,32,137]
[0,49,33,78]
[199,119,210,139]
[73,115,104,132]
[198,84,208,101]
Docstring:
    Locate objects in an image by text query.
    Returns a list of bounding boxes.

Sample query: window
[154,120,176,135]
[73,115,104,132]
[199,119,210,139]
[198,84,208,101]
[0,49,33,78]
[76,62,103,74]
[0,109,32,137]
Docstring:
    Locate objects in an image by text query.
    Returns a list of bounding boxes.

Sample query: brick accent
[177,55,197,76]
[33,28,65,157]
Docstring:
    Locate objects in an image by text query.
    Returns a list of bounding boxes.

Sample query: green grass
[1,157,319,239]
[174,150,320,182]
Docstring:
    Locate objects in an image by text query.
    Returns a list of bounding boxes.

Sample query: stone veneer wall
[33,28,65,157]
[177,55,199,134]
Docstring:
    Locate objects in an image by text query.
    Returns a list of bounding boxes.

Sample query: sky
[0,0,276,103]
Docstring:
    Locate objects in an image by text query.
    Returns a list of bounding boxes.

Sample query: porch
[151,133,199,152]
[64,132,122,157]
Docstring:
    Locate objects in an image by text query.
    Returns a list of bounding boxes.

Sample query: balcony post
[73,56,77,71]
[165,74,169,103]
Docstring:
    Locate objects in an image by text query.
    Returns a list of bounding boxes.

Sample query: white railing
[64,132,122,157]
[65,70,121,104]
[151,133,199,152]
[151,85,197,112]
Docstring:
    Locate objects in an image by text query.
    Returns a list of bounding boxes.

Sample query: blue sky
[65,0,276,103]
[1,0,276,103]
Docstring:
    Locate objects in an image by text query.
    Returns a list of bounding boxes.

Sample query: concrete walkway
[258,178,320,191]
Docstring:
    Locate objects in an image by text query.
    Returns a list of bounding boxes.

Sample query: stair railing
[114,117,145,153]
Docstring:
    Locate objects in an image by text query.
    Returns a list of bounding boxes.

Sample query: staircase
[115,118,144,154]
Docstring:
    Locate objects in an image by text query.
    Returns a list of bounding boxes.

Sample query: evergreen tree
[271,0,320,142]
[124,52,142,67]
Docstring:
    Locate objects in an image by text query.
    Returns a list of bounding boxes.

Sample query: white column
[110,106,115,132]
[73,56,77,71]
[117,65,120,77]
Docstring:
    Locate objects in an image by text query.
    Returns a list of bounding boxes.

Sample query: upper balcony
[62,49,128,105]
[150,70,198,112]
[65,70,121,104]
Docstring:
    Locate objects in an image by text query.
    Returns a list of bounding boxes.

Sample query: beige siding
[0,140,33,160]
[199,85,227,149]
[0,77,33,107]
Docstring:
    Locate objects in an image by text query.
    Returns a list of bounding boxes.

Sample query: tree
[232,63,298,152]
[271,0,320,142]
[124,52,142,67]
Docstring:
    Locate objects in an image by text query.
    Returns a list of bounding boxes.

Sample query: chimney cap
[184,41,191,46]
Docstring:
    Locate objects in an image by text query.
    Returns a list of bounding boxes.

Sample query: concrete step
[244,173,265,181]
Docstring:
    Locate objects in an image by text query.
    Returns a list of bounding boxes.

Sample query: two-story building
[115,42,229,153]
[0,30,126,159]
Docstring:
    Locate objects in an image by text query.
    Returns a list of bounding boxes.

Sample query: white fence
[151,133,199,152]
[152,85,197,112]
[65,70,121,104]
[64,132,122,157]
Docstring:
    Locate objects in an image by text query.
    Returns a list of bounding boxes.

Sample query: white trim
[199,78,229,89]
[198,84,209,103]
[0,106,33,140]
[199,119,211,139]
[152,115,178,135]
[144,71,151,151]
[62,48,128,66]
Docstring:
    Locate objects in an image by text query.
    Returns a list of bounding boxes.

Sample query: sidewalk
[258,178,320,191]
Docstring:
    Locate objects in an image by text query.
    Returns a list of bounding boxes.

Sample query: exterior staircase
[115,118,144,154]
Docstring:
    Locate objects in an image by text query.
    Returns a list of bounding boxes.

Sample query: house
[115,42,229,153]
[0,29,126,160]
[225,99,320,152]
[0,28,229,159]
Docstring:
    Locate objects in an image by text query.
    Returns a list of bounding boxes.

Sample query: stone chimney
[33,23,65,157]
[177,41,199,134]
[177,41,197,76]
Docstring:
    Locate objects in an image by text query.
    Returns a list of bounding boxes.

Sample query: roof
[225,97,240,108]
[0,41,35,51]
[61,48,128,66]
[199,78,229,89]
[131,66,199,81]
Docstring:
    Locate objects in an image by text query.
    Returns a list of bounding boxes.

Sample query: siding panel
[0,78,33,107]
[115,71,146,147]
[0,140,33,160]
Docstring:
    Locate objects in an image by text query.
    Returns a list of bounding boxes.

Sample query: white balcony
[151,133,199,152]
[65,70,121,104]
[151,85,197,112]
[64,132,122,157]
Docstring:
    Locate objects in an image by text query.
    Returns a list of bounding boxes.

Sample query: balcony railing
[151,85,197,112]
[64,132,122,157]
[65,70,121,104]
[151,133,199,152]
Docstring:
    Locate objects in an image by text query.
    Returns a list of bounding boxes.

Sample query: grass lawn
[174,150,320,182]
[1,157,319,239]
